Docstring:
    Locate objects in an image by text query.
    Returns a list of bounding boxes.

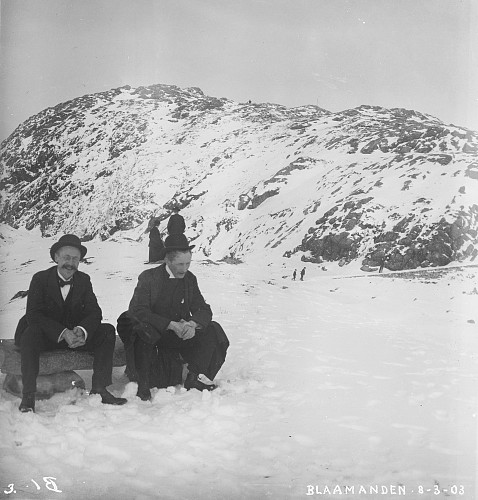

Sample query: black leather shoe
[19,393,35,413]
[184,373,217,392]
[91,388,127,405]
[137,386,151,401]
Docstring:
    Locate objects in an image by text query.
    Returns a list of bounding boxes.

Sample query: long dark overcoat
[148,226,165,261]
[167,214,186,235]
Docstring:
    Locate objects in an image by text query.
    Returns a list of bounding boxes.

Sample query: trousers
[19,323,116,394]
[134,322,228,388]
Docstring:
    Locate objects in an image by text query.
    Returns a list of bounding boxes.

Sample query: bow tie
[58,278,72,288]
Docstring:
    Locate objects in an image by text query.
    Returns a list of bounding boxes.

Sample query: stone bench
[0,337,126,399]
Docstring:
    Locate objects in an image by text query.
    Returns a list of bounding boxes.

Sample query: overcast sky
[1,0,477,142]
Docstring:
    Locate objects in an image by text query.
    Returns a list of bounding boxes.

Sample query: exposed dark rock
[300,231,360,263]
[248,189,279,209]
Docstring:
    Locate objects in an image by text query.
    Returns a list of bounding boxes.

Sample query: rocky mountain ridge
[1,83,477,270]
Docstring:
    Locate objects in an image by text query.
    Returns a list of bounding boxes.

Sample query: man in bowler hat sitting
[128,233,229,401]
[15,234,127,412]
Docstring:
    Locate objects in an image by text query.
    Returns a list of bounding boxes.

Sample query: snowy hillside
[1,83,477,270]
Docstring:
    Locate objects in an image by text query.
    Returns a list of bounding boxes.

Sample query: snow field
[0,232,476,499]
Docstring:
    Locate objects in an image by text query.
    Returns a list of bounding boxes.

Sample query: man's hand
[72,326,86,347]
[168,320,197,340]
[168,321,187,339]
[63,329,80,348]
[179,320,197,340]
[63,327,86,348]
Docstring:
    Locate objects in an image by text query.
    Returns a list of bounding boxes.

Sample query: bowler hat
[50,234,87,261]
[164,233,195,252]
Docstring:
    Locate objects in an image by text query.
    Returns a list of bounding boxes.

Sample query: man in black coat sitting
[15,234,127,412]
[128,233,228,401]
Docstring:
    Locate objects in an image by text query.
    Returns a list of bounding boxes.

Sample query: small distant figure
[379,254,390,273]
[300,267,306,281]
[292,269,297,281]
[167,207,186,235]
[148,218,165,263]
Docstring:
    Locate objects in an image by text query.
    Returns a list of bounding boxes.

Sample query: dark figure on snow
[292,269,297,281]
[128,233,229,401]
[379,254,391,273]
[167,208,186,235]
[300,267,306,281]
[148,218,165,263]
[15,234,127,412]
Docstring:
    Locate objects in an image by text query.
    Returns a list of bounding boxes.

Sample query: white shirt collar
[165,264,175,279]
[57,270,72,283]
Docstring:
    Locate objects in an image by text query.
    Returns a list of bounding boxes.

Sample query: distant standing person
[300,267,306,281]
[379,254,390,273]
[167,208,186,235]
[292,269,297,281]
[148,218,165,263]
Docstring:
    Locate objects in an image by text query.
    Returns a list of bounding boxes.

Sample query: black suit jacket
[128,264,212,343]
[15,266,103,345]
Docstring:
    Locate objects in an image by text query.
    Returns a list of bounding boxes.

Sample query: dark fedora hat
[50,234,87,261]
[164,233,195,252]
